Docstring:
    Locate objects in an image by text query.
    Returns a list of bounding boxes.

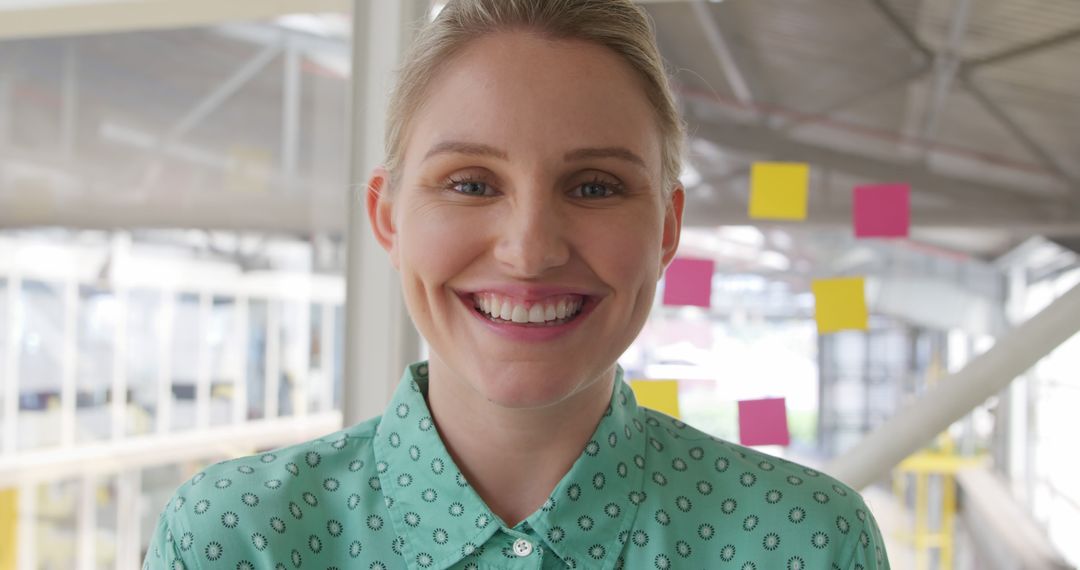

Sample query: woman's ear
[658,183,685,279]
[365,165,399,270]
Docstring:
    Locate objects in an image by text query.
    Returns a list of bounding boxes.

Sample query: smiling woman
[143,1,889,569]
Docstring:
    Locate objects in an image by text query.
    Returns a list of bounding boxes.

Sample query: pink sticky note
[662,258,714,308]
[738,398,791,446]
[853,183,910,238]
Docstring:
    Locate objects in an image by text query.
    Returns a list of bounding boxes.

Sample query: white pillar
[76,475,96,570]
[827,280,1080,490]
[16,481,35,570]
[343,0,425,426]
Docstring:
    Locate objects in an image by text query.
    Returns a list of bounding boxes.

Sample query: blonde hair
[383,0,686,199]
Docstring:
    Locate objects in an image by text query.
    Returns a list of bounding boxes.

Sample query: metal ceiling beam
[0,0,350,40]
[690,118,1071,213]
[689,0,754,105]
[679,196,1080,235]
[960,76,1080,190]
[869,0,935,60]
[920,0,973,143]
[963,26,1080,70]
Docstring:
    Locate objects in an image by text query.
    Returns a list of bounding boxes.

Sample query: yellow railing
[893,438,985,570]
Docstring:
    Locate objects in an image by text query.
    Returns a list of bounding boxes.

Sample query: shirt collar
[373,361,646,570]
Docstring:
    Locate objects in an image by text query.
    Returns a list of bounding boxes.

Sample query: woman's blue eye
[576,182,614,199]
[452,180,489,196]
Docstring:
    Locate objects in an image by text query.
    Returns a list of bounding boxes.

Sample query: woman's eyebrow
[422,140,646,170]
[564,146,647,170]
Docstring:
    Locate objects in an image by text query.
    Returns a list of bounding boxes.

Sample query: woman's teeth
[473,293,584,325]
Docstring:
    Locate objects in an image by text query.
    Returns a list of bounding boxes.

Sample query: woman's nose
[493,197,571,277]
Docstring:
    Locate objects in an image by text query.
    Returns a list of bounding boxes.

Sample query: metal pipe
[827,279,1080,489]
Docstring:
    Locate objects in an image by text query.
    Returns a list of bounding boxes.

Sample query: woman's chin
[472,369,590,410]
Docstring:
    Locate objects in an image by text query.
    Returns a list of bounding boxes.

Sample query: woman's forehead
[403,31,662,173]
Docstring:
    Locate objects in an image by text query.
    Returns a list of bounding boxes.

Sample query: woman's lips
[457,292,599,341]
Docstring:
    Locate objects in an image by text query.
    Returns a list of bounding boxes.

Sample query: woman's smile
[455,289,603,342]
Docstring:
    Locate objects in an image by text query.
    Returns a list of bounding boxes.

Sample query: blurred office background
[0,0,1078,568]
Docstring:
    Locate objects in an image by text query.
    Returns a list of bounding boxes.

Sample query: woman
[145,1,890,568]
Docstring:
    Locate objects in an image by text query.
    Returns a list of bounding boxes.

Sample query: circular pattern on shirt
[432,528,449,544]
[204,541,223,561]
[698,523,715,540]
[604,502,621,518]
[811,531,830,549]
[193,499,210,515]
[179,532,194,551]
[743,515,759,532]
[449,502,464,517]
[632,530,649,547]
[327,520,343,537]
[836,515,851,534]
[404,512,421,527]
[789,507,806,524]
[588,544,606,559]
[763,532,781,551]
[221,511,239,528]
[241,493,259,507]
[675,540,692,558]
[547,527,565,543]
[251,532,268,551]
[270,517,286,534]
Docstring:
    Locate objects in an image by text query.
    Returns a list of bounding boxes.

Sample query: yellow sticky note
[630,380,680,419]
[749,162,809,220]
[0,488,16,570]
[812,277,869,333]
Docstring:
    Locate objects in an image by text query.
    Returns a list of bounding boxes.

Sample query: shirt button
[512,538,533,557]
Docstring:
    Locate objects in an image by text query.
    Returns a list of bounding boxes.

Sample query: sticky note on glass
[663,257,714,307]
[749,162,809,220]
[630,380,680,419]
[854,183,910,238]
[738,398,790,446]
[812,277,869,333]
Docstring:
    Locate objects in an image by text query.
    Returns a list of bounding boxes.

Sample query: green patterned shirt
[145,360,889,569]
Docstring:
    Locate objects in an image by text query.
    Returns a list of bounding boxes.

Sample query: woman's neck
[424,359,615,527]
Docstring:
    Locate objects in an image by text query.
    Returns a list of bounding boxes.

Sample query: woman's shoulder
[631,408,888,566]
[638,408,873,518]
[159,415,384,529]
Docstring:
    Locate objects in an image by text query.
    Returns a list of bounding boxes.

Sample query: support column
[343,0,425,427]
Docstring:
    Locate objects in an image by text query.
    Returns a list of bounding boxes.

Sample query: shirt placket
[467,523,547,570]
